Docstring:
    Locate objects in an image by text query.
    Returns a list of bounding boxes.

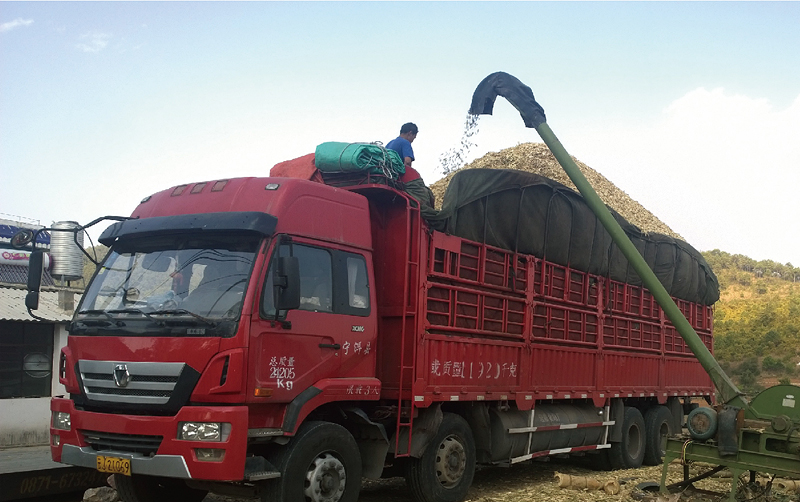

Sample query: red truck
[44,169,714,502]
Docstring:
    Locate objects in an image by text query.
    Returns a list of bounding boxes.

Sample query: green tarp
[314,142,405,179]
[428,169,719,305]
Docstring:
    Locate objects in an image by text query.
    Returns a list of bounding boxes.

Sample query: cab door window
[261,243,333,316]
[334,254,370,316]
[297,246,333,313]
[261,242,369,317]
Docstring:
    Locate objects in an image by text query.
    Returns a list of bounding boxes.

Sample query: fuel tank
[489,403,605,462]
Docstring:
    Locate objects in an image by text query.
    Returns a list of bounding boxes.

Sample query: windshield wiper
[107,308,165,326]
[78,309,114,320]
[75,310,126,327]
[150,309,217,327]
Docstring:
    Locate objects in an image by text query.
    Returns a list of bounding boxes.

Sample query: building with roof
[1,217,87,447]
[0,285,81,447]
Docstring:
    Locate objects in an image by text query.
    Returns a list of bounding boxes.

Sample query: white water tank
[50,221,85,281]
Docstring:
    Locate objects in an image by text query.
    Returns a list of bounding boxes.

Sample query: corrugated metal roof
[0,286,80,322]
[0,263,57,287]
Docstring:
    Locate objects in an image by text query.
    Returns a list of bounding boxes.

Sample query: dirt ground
[202,458,798,502]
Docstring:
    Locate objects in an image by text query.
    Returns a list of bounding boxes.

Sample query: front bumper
[50,397,249,481]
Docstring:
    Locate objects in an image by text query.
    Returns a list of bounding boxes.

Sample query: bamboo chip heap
[554,472,620,494]
[430,142,683,241]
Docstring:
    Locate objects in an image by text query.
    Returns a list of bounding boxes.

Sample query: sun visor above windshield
[99,211,277,246]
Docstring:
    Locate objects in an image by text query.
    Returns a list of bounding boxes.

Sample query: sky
[1,2,799,266]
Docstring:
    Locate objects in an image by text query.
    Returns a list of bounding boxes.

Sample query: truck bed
[353,183,714,410]
[381,226,713,408]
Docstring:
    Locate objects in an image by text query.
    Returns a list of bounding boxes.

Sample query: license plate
[96,455,131,476]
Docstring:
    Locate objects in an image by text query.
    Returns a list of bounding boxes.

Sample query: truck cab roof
[124,177,373,251]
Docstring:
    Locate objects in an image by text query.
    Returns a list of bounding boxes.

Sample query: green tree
[734,358,761,377]
[762,355,785,374]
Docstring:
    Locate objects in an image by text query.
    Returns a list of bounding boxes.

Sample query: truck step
[244,471,281,481]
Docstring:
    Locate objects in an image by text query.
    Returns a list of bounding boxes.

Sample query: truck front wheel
[406,412,476,502]
[114,474,207,502]
[261,421,362,502]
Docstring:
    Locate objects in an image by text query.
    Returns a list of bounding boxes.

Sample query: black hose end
[469,71,546,128]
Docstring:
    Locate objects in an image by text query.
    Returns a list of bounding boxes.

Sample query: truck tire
[406,413,476,502]
[260,421,362,502]
[643,406,674,466]
[607,407,645,469]
[114,474,207,502]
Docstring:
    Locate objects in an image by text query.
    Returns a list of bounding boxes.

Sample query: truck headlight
[52,411,71,431]
[178,422,231,442]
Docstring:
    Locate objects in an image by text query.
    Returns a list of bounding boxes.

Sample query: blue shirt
[386,136,414,163]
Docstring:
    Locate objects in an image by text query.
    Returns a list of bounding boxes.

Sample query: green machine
[469,72,800,500]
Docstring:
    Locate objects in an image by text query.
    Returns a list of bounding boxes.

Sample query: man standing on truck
[386,122,418,170]
[387,122,436,213]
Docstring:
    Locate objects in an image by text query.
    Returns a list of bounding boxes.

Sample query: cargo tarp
[314,142,405,179]
[428,169,719,305]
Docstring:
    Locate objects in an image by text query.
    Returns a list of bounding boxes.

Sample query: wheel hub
[434,434,466,488]
[304,453,346,502]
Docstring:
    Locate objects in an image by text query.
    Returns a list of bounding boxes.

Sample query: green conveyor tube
[469,72,748,409]
[535,123,745,407]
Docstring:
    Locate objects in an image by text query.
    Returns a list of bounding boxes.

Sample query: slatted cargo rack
[415,231,713,405]
[426,233,528,339]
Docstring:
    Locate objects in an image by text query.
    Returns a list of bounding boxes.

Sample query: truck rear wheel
[406,412,476,502]
[607,407,645,469]
[114,474,207,502]
[643,406,674,465]
[261,421,362,502]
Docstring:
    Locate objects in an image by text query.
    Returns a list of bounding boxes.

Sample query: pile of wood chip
[430,143,683,240]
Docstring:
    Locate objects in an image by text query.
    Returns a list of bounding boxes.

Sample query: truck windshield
[74,234,261,337]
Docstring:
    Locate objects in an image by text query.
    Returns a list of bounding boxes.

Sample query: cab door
[249,238,376,404]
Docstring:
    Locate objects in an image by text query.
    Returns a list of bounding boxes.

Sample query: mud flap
[344,407,390,479]
[608,399,625,443]
[389,404,443,458]
[667,396,683,432]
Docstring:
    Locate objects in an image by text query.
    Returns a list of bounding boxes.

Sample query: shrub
[762,356,785,373]
[738,370,757,387]
[734,357,761,377]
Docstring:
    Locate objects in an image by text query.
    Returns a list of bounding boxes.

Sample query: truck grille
[82,372,179,384]
[84,387,172,398]
[78,360,185,405]
[81,429,163,455]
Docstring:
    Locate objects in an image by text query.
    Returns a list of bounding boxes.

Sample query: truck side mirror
[274,256,300,311]
[25,291,40,311]
[26,250,44,311]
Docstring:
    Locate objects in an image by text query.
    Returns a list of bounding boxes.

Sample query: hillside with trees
[702,249,800,396]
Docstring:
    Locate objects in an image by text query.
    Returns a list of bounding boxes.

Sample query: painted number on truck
[430,359,518,379]
[270,366,296,379]
[269,356,295,390]
[347,385,380,395]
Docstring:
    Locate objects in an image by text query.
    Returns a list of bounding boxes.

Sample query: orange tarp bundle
[270,153,323,182]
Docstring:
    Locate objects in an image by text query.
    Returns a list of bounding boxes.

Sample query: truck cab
[51,177,384,501]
